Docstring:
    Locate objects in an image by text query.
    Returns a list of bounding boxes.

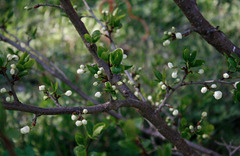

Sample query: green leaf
[236,92,240,102]
[84,34,92,43]
[7,48,15,54]
[154,69,162,81]
[110,48,123,66]
[180,118,187,127]
[122,120,138,139]
[23,59,35,69]
[181,128,191,139]
[190,59,205,67]
[91,30,101,43]
[162,68,166,82]
[183,48,190,62]
[236,83,240,92]
[74,145,86,156]
[118,139,139,151]
[75,133,86,146]
[93,122,106,137]
[111,66,122,74]
[122,65,132,71]
[86,64,98,74]
[86,121,94,138]
[18,70,29,78]
[189,50,197,62]
[54,82,58,92]
[19,51,28,64]
[16,63,25,72]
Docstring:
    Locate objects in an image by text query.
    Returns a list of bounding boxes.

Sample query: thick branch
[173,0,240,56]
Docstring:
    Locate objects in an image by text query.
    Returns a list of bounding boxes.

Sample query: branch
[173,0,240,56]
[33,3,63,9]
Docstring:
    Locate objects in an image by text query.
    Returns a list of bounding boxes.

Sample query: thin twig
[33,3,63,9]
[46,91,63,107]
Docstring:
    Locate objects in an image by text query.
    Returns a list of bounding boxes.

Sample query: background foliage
[1,0,240,155]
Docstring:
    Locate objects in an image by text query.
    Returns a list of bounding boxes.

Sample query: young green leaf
[183,48,190,62]
[190,60,205,67]
[189,50,197,62]
[74,145,86,156]
[19,51,28,64]
[153,69,162,81]
[86,121,94,138]
[91,30,101,43]
[23,59,35,69]
[84,34,92,43]
[75,133,86,146]
[93,122,106,137]
[86,64,99,74]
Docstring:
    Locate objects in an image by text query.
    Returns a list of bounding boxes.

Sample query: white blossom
[6,97,11,102]
[77,69,84,74]
[168,32,172,35]
[163,40,170,46]
[71,115,78,120]
[75,120,82,126]
[211,84,217,88]
[97,70,102,75]
[117,81,123,85]
[10,64,16,69]
[80,64,85,69]
[134,91,138,96]
[202,134,208,139]
[99,67,104,71]
[12,55,19,61]
[112,85,116,90]
[20,126,30,134]
[43,96,48,100]
[176,78,180,82]
[213,91,222,100]
[10,68,15,75]
[172,109,179,116]
[172,71,178,78]
[7,54,12,61]
[168,62,174,68]
[0,88,7,93]
[169,108,174,112]
[94,74,99,78]
[122,79,127,83]
[197,125,202,130]
[161,84,167,90]
[93,82,98,86]
[128,80,134,85]
[175,32,182,39]
[147,95,152,101]
[82,119,87,125]
[95,92,101,98]
[123,54,127,59]
[201,87,208,94]
[155,102,160,106]
[198,69,204,74]
[202,112,207,117]
[112,96,117,100]
[223,73,229,79]
[65,90,72,96]
[189,125,194,130]
[83,109,88,114]
[39,85,46,91]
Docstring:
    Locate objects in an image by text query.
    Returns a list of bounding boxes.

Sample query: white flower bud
[39,85,46,91]
[176,78,180,82]
[171,26,175,31]
[163,40,170,46]
[80,64,85,69]
[99,67,104,71]
[122,79,127,83]
[7,54,12,61]
[10,64,16,69]
[168,32,172,35]
[138,67,142,71]
[168,62,174,69]
[172,109,179,116]
[0,88,7,93]
[94,74,99,78]
[6,97,11,102]
[83,109,88,114]
[93,82,98,86]
[175,32,182,39]
[97,70,102,75]
[155,102,160,106]
[71,115,78,120]
[20,126,30,134]
[10,68,15,75]
[112,96,117,100]
[189,125,194,130]
[65,90,72,96]
[213,91,222,100]
[223,73,229,79]
[95,92,101,98]
[123,54,127,59]
[201,87,207,93]
[147,95,152,101]
[202,112,207,117]
[202,134,208,139]
[197,125,202,130]
[75,120,82,126]
[12,55,19,61]
[172,71,178,78]
[134,91,138,96]
[164,31,167,35]
[117,81,123,85]
[128,80,134,85]
[169,108,174,112]
[77,69,84,74]
[198,69,204,74]
[161,84,167,90]
[82,119,87,125]
[211,84,217,88]
[43,95,48,100]
[112,85,116,90]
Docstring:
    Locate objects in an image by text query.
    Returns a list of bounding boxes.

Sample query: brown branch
[0,129,16,156]
[173,0,240,56]
[33,3,62,9]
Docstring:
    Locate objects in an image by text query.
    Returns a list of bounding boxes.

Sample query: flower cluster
[71,109,88,127]
[163,27,183,47]
[77,64,85,74]
[20,126,30,134]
